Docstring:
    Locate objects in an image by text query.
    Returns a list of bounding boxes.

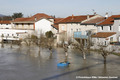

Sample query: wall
[113,19,120,41]
[0,29,34,41]
[13,23,34,30]
[97,25,114,32]
[92,34,117,46]
[51,27,58,37]
[0,24,12,29]
[35,19,52,36]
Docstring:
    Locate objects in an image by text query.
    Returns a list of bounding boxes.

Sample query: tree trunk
[83,52,86,60]
[104,57,106,64]
[10,41,13,49]
[49,52,52,59]
[38,50,41,57]
[65,52,68,62]
[1,41,4,48]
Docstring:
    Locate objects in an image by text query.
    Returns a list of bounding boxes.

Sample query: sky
[0,0,120,18]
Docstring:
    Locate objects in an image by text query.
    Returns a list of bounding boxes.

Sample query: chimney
[94,12,97,15]
[34,17,37,21]
[105,12,108,19]
[71,14,74,20]
[87,14,89,19]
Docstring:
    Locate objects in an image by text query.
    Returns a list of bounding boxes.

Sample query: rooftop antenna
[111,12,112,16]
[92,9,96,15]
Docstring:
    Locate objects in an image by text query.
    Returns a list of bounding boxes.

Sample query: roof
[92,32,116,38]
[58,15,94,23]
[13,13,53,23]
[81,17,105,25]
[52,18,64,30]
[97,15,120,26]
[52,24,59,30]
[0,21,11,24]
[54,18,64,24]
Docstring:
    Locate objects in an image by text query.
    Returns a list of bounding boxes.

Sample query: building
[51,18,64,37]
[12,13,54,36]
[0,20,11,29]
[0,13,58,42]
[57,14,104,45]
[92,15,120,46]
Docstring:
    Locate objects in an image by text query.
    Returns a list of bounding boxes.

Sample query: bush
[45,31,54,38]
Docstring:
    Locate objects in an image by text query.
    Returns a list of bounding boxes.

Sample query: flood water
[0,44,120,80]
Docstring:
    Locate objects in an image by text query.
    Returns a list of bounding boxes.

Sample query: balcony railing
[74,31,88,39]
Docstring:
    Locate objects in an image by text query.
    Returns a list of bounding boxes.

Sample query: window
[101,26,103,30]
[119,26,120,31]
[110,37,113,42]
[16,23,18,27]
[28,23,30,26]
[109,26,112,30]
[22,23,24,26]
[62,26,64,30]
[105,41,106,45]
[79,28,81,31]
[76,29,78,31]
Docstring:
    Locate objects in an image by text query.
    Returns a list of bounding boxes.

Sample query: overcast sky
[0,0,120,17]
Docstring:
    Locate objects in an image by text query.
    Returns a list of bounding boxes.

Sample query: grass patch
[90,49,120,56]
[112,52,120,56]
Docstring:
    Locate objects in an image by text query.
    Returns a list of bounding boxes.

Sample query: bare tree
[63,43,68,62]
[98,43,115,64]
[78,39,87,59]
[47,38,54,59]
[36,33,45,56]
[24,34,35,54]
[78,31,92,59]
[10,41,13,49]
[1,34,4,48]
[45,31,54,59]
[61,37,72,62]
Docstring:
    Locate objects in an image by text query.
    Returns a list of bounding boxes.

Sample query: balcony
[74,31,88,39]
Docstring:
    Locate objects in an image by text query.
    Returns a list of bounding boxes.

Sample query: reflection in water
[102,64,107,76]
[0,44,119,80]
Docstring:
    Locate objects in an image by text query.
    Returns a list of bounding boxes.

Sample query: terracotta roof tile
[97,15,120,26]
[54,18,64,24]
[59,15,94,23]
[52,18,64,30]
[0,21,11,24]
[81,17,105,25]
[13,13,53,23]
[92,32,116,38]
[52,24,59,30]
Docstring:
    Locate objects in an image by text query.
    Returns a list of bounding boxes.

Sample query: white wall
[58,23,97,43]
[92,34,117,46]
[0,24,12,29]
[97,26,113,32]
[35,19,52,35]
[0,29,34,41]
